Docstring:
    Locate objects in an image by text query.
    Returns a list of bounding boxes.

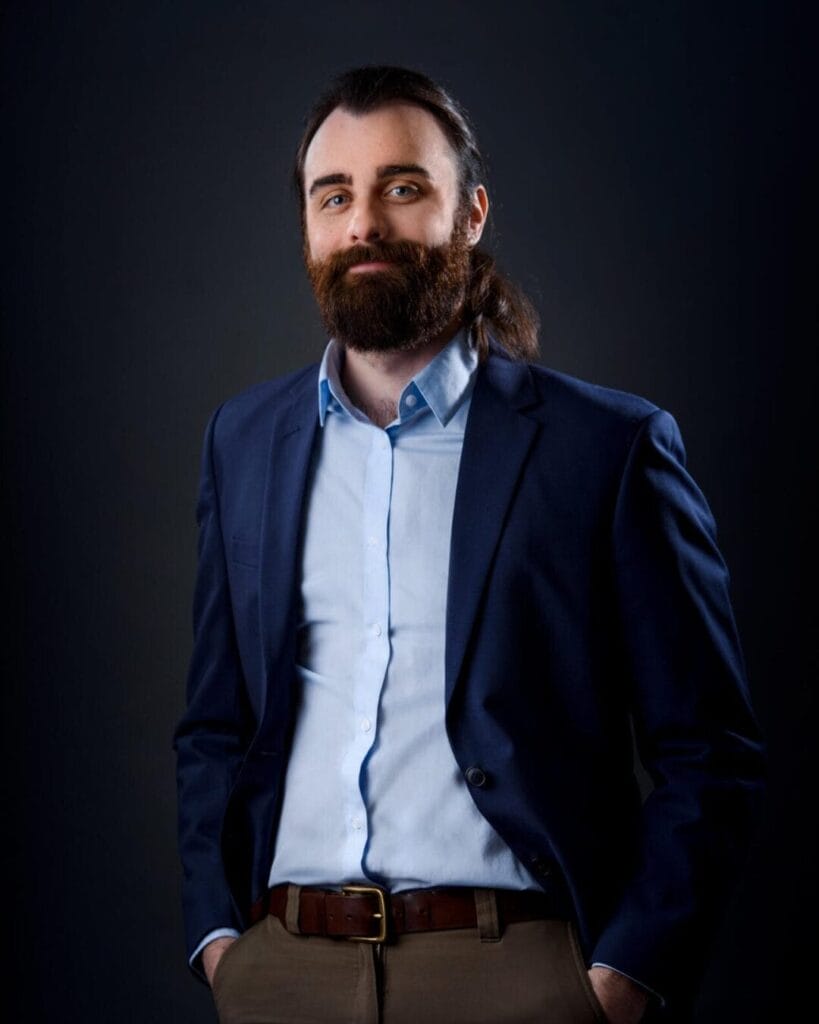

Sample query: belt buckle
[341,884,388,943]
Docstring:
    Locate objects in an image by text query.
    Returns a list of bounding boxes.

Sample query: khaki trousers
[212,887,608,1024]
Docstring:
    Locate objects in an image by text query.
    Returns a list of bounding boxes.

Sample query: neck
[339,314,463,428]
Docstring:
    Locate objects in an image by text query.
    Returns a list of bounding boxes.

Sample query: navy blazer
[174,337,765,1015]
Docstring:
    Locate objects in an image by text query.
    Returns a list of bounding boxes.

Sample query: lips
[347,260,394,274]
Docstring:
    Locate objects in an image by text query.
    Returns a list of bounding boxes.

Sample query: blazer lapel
[445,346,541,707]
[258,366,321,719]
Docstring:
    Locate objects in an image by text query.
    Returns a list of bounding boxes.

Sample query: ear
[465,185,489,246]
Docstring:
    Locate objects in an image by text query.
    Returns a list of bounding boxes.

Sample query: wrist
[202,936,237,986]
[588,966,650,1023]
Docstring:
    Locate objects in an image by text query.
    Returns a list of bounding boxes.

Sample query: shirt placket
[339,421,395,873]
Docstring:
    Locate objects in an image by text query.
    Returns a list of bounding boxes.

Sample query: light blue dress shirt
[267,325,540,892]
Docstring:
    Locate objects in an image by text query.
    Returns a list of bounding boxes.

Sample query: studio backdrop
[2,2,813,1022]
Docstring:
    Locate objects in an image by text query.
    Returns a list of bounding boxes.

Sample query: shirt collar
[317,325,479,429]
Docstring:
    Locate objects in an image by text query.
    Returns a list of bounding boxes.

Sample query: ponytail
[465,247,541,363]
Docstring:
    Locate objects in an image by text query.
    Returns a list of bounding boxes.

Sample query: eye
[387,183,420,201]
[321,193,349,210]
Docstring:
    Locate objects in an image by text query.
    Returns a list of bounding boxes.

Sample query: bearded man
[174,66,765,1024]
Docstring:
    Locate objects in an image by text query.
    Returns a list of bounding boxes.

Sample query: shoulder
[207,360,320,450]
[484,338,660,430]
[487,343,690,472]
[537,362,687,460]
[487,348,669,453]
[526,362,660,427]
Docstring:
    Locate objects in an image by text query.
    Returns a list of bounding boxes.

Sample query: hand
[202,936,237,988]
[586,966,649,1024]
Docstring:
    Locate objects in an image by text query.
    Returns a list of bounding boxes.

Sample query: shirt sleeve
[189,927,242,976]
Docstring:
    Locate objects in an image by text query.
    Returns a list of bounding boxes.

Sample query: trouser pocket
[567,920,609,1023]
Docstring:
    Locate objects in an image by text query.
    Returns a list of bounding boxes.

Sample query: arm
[591,409,766,1008]
[173,404,255,982]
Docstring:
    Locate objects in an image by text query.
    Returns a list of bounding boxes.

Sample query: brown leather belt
[250,884,562,942]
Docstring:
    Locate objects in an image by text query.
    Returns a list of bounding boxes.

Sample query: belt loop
[473,888,501,942]
[285,883,302,934]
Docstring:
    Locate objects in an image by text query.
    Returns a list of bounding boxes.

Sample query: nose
[347,196,388,245]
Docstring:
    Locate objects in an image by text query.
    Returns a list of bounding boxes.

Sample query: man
[174,66,765,1024]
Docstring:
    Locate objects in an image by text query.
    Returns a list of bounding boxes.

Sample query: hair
[293,65,540,363]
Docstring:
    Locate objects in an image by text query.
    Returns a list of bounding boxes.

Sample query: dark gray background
[2,2,813,1021]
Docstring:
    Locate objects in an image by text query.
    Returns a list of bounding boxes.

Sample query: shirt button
[404,393,417,407]
[368,536,378,547]
[379,437,389,450]
[351,816,363,831]
[371,623,382,637]
[465,766,488,788]
[360,718,372,733]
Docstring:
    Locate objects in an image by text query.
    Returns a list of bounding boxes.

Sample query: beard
[304,220,473,354]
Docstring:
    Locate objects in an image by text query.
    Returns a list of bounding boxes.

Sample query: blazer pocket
[231,536,259,568]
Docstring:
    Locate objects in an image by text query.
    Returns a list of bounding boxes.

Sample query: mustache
[318,239,438,283]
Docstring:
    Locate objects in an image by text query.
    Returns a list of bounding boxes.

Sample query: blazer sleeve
[590,408,767,1006]
[173,404,255,979]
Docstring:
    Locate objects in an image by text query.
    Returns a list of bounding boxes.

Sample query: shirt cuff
[189,927,242,972]
[590,962,666,1009]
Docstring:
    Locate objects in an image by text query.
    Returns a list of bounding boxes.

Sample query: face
[301,102,488,353]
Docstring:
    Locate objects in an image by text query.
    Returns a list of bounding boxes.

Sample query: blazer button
[465,766,488,788]
[529,854,553,877]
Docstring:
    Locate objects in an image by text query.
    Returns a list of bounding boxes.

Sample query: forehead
[303,102,459,187]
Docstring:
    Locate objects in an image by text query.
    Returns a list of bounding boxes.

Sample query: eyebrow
[378,163,431,180]
[308,163,433,198]
[308,173,351,197]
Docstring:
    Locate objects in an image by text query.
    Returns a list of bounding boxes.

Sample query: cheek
[304,211,342,259]
[305,226,335,263]
[398,205,455,245]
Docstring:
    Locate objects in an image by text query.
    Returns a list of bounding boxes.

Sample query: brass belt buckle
[341,884,388,943]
